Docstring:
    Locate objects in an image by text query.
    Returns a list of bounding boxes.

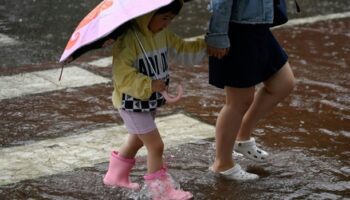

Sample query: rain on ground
[0,0,350,199]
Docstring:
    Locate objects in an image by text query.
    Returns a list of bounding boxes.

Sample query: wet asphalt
[1,0,350,199]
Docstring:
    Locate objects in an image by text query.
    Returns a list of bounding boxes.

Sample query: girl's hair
[155,0,183,15]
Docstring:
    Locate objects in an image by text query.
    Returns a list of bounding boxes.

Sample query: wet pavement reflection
[1,0,350,199]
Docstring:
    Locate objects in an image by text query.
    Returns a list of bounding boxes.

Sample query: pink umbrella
[59,0,184,102]
[59,0,175,63]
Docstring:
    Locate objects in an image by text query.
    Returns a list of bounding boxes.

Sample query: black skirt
[209,22,288,89]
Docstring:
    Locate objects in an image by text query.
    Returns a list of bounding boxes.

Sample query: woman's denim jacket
[205,0,274,48]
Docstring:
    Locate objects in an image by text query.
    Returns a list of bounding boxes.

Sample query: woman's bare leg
[211,86,255,172]
[236,62,295,141]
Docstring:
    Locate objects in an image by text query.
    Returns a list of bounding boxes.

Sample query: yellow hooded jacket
[112,10,206,112]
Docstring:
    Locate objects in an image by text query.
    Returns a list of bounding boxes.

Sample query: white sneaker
[234,138,269,162]
[219,164,259,181]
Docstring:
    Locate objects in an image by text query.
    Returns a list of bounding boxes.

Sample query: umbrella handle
[161,84,183,103]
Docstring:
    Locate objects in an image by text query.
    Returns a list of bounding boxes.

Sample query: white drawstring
[133,29,160,80]
[132,29,183,103]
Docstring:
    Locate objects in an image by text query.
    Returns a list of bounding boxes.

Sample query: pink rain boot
[103,151,140,189]
[144,167,193,200]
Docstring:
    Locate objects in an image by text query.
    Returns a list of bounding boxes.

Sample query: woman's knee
[286,76,296,94]
[266,62,296,95]
[284,62,296,86]
[281,63,296,94]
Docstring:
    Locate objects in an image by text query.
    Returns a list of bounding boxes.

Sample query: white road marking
[299,78,349,93]
[88,57,113,67]
[0,33,19,47]
[0,66,111,100]
[278,11,350,28]
[0,113,214,186]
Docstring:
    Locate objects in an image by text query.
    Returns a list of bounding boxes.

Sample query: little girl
[103,0,206,199]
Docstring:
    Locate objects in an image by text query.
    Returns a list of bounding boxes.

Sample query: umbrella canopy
[59,0,175,63]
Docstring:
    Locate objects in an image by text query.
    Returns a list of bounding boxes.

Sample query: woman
[205,0,296,180]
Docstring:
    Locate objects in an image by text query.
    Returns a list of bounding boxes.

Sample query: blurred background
[0,0,350,68]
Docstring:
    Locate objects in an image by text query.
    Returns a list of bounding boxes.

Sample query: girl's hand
[151,80,166,92]
[63,56,73,64]
[207,45,229,59]
[102,39,115,47]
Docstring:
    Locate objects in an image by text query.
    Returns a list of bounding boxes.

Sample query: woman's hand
[207,45,229,59]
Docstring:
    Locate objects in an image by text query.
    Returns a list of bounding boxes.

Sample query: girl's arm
[112,40,154,100]
[166,30,207,67]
